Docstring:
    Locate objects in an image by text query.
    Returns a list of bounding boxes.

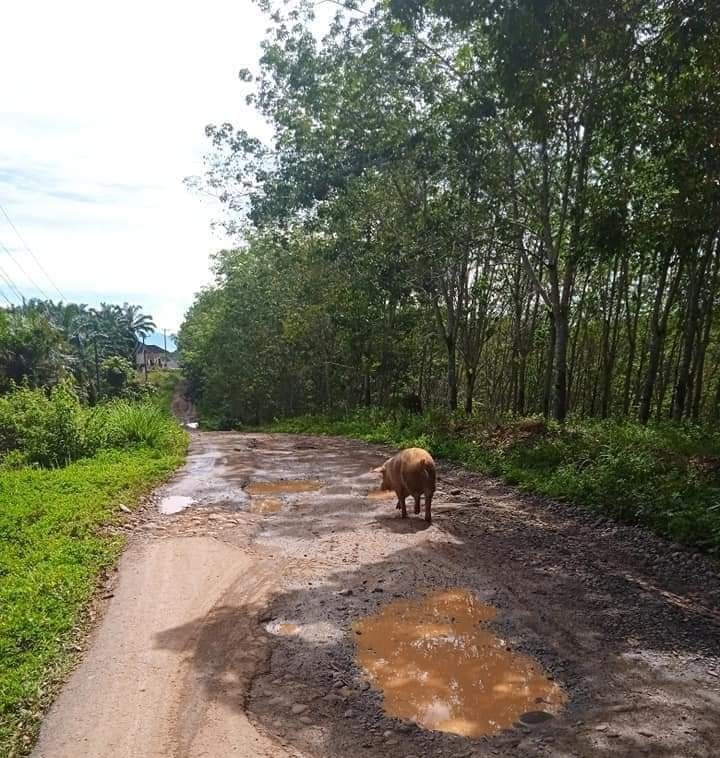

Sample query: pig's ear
[371,465,384,474]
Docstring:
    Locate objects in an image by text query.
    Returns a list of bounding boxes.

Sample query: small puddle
[158,495,195,514]
[353,588,566,737]
[367,489,396,500]
[245,480,324,496]
[249,497,283,514]
[266,621,300,636]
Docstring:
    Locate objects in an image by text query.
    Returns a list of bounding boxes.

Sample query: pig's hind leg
[397,493,408,518]
[413,494,421,514]
[424,490,433,523]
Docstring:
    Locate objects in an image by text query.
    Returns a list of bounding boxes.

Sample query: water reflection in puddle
[249,497,283,514]
[158,495,195,514]
[266,621,300,636]
[353,588,566,737]
[245,480,324,496]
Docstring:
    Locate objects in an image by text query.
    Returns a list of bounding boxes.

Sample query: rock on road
[33,432,720,758]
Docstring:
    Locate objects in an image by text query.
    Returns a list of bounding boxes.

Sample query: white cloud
[0,0,277,330]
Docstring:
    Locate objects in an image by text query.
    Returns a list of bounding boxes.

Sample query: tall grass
[0,382,185,469]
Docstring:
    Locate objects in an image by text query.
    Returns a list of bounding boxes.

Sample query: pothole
[158,495,195,514]
[245,480,324,496]
[249,497,283,514]
[353,588,566,737]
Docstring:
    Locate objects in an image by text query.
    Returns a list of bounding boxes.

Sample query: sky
[0,0,281,341]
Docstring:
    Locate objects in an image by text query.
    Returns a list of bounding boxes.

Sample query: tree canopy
[0,300,157,402]
[180,0,720,426]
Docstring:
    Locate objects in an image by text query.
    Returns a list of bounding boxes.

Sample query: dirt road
[33,431,720,758]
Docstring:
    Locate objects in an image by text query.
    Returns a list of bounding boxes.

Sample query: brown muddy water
[266,621,301,636]
[249,497,283,514]
[366,489,396,500]
[244,480,324,496]
[353,588,566,737]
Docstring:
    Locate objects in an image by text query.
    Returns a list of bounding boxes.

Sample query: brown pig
[373,448,436,523]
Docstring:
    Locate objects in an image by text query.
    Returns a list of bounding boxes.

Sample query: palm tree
[122,303,156,345]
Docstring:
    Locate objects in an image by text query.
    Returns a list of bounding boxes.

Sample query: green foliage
[184,0,720,427]
[0,300,159,403]
[145,369,183,413]
[268,412,720,554]
[100,356,135,398]
[97,401,185,451]
[0,383,185,469]
[0,382,86,468]
[0,311,64,393]
[0,446,185,756]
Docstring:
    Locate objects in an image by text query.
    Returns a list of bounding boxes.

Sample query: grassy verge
[0,428,186,755]
[267,410,720,555]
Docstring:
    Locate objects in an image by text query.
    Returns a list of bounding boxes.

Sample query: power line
[0,285,13,307]
[0,201,66,300]
[0,235,51,301]
[0,260,25,302]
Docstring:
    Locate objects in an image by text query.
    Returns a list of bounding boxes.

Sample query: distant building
[135,344,179,370]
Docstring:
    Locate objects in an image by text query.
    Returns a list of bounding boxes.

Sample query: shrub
[0,383,185,468]
[0,381,86,467]
[100,356,135,398]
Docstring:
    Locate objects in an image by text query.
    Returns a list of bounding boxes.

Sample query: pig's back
[395,448,435,495]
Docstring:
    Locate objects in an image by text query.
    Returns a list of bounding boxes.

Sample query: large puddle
[245,480,324,496]
[353,588,566,737]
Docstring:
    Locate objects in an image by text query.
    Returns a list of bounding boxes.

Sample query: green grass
[267,410,720,555]
[0,441,186,756]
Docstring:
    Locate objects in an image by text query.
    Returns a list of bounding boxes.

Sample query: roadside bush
[0,381,86,467]
[0,383,185,468]
[100,356,135,398]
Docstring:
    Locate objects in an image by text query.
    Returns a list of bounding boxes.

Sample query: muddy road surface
[33,432,720,758]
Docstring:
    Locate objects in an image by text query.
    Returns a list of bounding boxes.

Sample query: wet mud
[249,497,283,514]
[353,588,566,736]
[245,480,325,496]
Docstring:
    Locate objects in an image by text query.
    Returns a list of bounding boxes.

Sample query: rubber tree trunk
[543,316,556,418]
[446,336,458,412]
[551,306,570,422]
[464,367,476,415]
[673,256,704,420]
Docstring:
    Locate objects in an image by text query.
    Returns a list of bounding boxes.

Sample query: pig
[373,447,436,523]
